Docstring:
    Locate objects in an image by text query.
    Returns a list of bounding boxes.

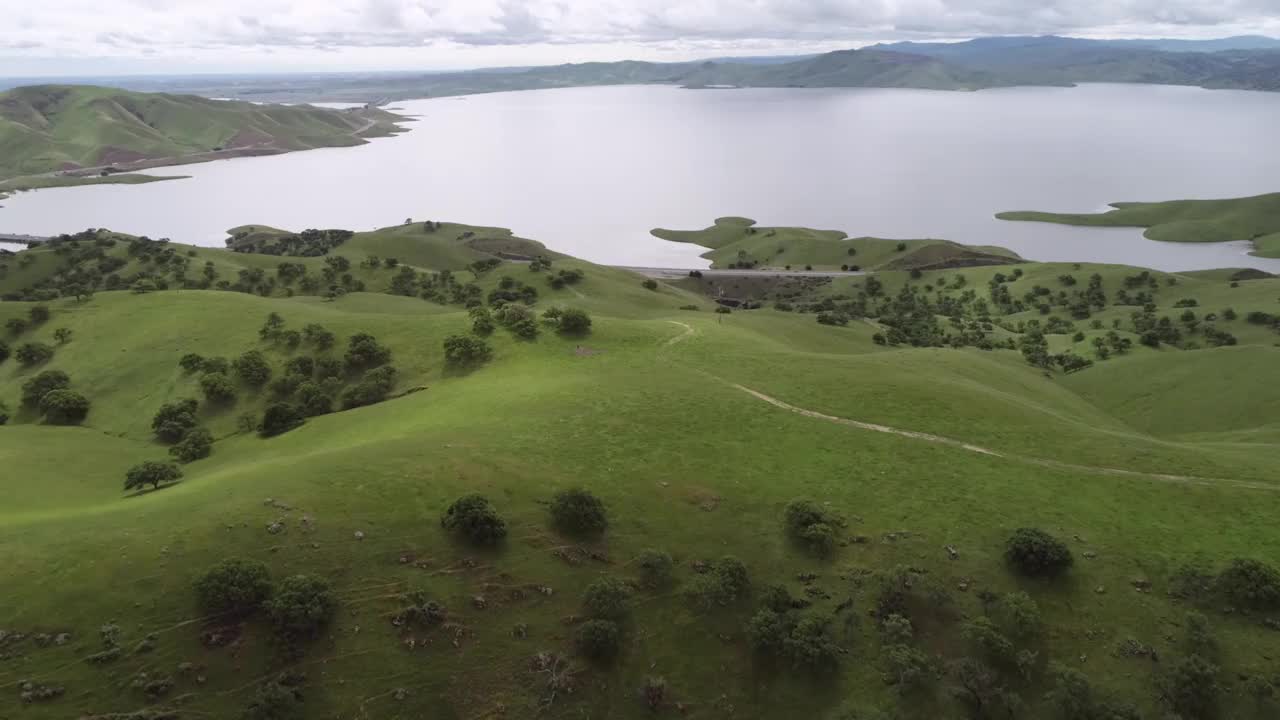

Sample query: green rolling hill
[0,85,407,194]
[1,220,1279,719]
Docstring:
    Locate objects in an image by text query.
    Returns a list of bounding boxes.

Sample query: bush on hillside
[27,304,50,325]
[178,353,205,372]
[170,427,214,463]
[442,334,493,369]
[234,350,273,386]
[285,356,315,378]
[341,366,397,409]
[15,342,54,366]
[344,332,392,371]
[201,356,231,374]
[124,461,183,491]
[549,488,608,536]
[1157,654,1220,719]
[0,401,9,426]
[635,549,674,588]
[557,307,592,335]
[817,312,850,327]
[6,317,29,336]
[642,279,659,291]
[38,389,90,425]
[199,372,237,404]
[1004,528,1073,578]
[152,399,200,443]
[583,577,631,620]
[259,403,304,438]
[1217,558,1280,611]
[470,307,495,336]
[266,575,336,641]
[21,370,70,407]
[439,494,507,546]
[243,676,305,720]
[0,339,9,364]
[53,327,72,344]
[1045,665,1141,720]
[784,500,842,557]
[747,609,842,672]
[575,619,620,661]
[295,382,333,417]
[302,323,335,350]
[685,556,751,610]
[195,559,273,616]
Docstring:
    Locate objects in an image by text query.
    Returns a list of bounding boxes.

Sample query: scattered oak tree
[124,461,183,491]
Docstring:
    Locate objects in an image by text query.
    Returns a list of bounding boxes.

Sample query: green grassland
[653,216,1020,271]
[2,222,1280,720]
[997,193,1280,258]
[0,172,188,201]
[0,85,408,193]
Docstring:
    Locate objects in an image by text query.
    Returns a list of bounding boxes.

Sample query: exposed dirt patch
[227,127,275,148]
[680,487,723,512]
[573,346,602,357]
[97,146,154,166]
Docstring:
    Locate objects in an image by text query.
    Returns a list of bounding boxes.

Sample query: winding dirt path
[661,321,1275,492]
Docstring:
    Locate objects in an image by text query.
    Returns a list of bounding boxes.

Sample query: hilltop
[71,36,1280,104]
[1,219,1280,719]
[0,85,408,195]
[998,192,1280,258]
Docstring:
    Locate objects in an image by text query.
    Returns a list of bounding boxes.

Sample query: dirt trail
[661,321,1275,492]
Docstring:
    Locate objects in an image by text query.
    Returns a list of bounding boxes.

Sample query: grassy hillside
[652,216,1020,271]
[998,193,1280,258]
[0,85,407,192]
[2,225,1280,720]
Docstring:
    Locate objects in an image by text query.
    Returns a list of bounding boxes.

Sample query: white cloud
[3,0,1279,75]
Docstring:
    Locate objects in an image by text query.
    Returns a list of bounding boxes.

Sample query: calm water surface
[4,83,1280,271]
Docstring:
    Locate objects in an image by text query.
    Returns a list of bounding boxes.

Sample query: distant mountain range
[4,35,1280,103]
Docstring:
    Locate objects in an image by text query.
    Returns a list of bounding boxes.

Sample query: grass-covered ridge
[2,221,1280,719]
[0,85,408,196]
[652,216,1020,271]
[997,193,1280,258]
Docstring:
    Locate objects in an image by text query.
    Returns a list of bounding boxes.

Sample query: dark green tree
[549,488,608,536]
[124,461,183,491]
[39,389,90,425]
[195,559,273,616]
[440,494,507,546]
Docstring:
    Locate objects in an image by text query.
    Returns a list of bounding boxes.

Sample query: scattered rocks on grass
[690,560,710,574]
[85,647,122,664]
[851,535,870,544]
[53,632,71,645]
[472,596,488,610]
[1114,638,1158,661]
[796,572,819,583]
[354,531,366,541]
[134,633,158,654]
[1095,586,1107,595]
[513,623,529,639]
[199,624,242,649]
[1131,578,1152,593]
[19,682,65,703]
[263,498,293,511]
[132,673,174,698]
[945,545,960,560]
[266,519,286,535]
[393,688,409,701]
[1083,551,1098,559]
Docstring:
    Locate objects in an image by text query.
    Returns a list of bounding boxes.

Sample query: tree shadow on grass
[123,481,183,500]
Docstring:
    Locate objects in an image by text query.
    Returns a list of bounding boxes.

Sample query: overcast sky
[4,0,1280,77]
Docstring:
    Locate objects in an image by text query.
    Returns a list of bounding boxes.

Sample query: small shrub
[243,674,305,720]
[557,307,592,335]
[5,317,28,336]
[575,619,620,661]
[1157,654,1220,719]
[1004,527,1073,578]
[443,334,493,368]
[170,427,213,463]
[124,461,183,491]
[259,403,304,438]
[195,559,273,616]
[993,591,1041,639]
[642,279,659,291]
[53,327,72,344]
[393,590,447,628]
[39,389,90,425]
[1217,558,1280,610]
[234,350,273,387]
[549,488,608,536]
[344,332,392,371]
[816,312,849,327]
[302,323,335,350]
[295,382,333,417]
[21,370,70,406]
[200,372,237,404]
[879,614,914,645]
[635,549,674,588]
[883,644,936,693]
[440,494,507,546]
[0,339,9,365]
[341,366,397,409]
[784,500,841,557]
[685,556,750,609]
[266,575,336,641]
[152,399,200,443]
[15,342,54,366]
[583,577,631,620]
[201,356,231,374]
